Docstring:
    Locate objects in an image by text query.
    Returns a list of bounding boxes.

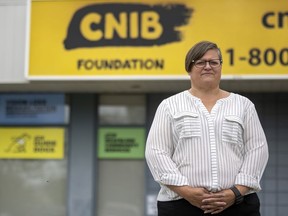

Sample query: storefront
[0,0,288,216]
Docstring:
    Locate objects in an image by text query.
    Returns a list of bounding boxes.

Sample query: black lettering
[264,48,276,66]
[77,59,164,70]
[278,12,288,28]
[279,48,288,65]
[123,60,131,69]
[78,59,84,69]
[262,12,275,28]
[85,60,94,70]
[263,11,288,29]
[249,48,261,66]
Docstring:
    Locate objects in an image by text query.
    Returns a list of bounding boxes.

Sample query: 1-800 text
[226,48,288,66]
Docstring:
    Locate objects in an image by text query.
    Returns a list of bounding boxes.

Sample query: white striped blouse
[145,90,269,201]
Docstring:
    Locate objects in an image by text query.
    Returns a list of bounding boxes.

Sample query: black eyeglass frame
[191,59,223,68]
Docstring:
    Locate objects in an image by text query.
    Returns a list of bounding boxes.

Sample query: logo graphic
[64,3,193,50]
[5,133,31,153]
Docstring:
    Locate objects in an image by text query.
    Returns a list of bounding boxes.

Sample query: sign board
[98,127,145,159]
[28,0,288,79]
[0,94,67,125]
[0,127,65,159]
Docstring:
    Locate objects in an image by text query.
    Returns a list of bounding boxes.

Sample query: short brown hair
[185,41,222,72]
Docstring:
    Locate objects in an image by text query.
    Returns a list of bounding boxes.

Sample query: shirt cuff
[159,173,189,186]
[235,172,261,192]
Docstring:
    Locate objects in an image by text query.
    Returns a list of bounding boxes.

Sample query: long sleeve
[145,100,189,186]
[235,104,269,191]
[145,91,269,201]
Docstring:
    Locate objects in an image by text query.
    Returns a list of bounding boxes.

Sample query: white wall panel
[0,0,28,83]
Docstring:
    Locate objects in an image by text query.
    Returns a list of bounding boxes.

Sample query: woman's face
[189,49,222,88]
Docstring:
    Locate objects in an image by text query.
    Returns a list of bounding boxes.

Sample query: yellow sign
[0,128,65,159]
[28,0,288,79]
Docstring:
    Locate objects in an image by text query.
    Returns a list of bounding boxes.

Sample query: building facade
[0,0,288,216]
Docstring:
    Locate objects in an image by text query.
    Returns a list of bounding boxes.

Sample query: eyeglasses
[192,59,222,68]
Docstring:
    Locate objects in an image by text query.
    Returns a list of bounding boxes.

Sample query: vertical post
[68,94,96,216]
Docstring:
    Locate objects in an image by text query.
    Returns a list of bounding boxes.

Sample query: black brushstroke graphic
[64,3,193,50]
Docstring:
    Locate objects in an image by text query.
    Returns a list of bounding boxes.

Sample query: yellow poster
[28,0,288,79]
[0,128,65,159]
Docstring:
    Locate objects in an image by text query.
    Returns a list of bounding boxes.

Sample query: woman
[145,41,269,216]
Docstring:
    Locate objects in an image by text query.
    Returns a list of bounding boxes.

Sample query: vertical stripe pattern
[145,90,269,201]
